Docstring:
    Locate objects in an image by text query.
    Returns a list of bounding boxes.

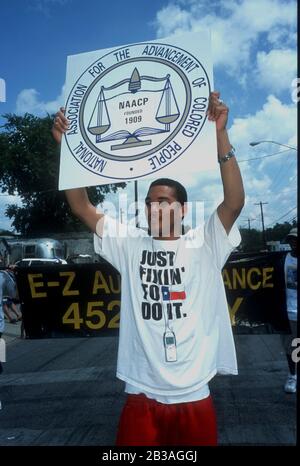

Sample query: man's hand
[52,107,69,144]
[207,91,228,132]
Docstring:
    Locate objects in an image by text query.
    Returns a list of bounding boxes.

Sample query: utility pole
[254,202,268,248]
[247,218,251,231]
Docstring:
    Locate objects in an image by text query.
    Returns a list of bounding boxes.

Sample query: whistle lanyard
[151,237,183,334]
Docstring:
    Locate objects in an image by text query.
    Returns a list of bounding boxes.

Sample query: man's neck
[153,234,180,241]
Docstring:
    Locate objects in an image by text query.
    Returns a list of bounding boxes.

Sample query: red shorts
[116,393,217,446]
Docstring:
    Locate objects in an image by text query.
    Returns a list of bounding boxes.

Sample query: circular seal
[64,41,211,180]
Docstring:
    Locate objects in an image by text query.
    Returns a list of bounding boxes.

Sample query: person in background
[2,266,22,324]
[281,227,297,394]
[0,270,5,374]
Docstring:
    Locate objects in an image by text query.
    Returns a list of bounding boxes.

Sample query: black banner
[15,251,290,338]
[223,251,290,334]
[15,262,121,338]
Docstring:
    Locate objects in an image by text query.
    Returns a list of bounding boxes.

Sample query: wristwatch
[218,146,236,164]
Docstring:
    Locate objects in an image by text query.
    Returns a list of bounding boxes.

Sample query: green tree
[240,227,264,252]
[265,221,296,242]
[240,220,297,252]
[0,113,126,235]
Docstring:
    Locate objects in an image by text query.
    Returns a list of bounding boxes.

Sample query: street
[0,322,296,446]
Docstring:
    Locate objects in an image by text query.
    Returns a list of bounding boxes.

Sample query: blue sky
[0,0,297,233]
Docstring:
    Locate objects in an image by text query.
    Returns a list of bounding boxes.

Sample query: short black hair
[148,178,188,205]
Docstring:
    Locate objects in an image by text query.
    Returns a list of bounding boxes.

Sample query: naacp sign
[59,30,216,189]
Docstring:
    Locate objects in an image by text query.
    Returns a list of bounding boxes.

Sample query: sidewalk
[0,328,297,445]
[210,333,297,445]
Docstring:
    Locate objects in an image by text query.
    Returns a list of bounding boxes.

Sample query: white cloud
[154,0,297,77]
[256,49,297,94]
[155,4,191,37]
[15,86,65,116]
[227,94,297,227]
[170,94,297,227]
[229,94,297,160]
[131,95,296,225]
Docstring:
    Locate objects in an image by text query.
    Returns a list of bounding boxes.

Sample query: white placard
[59,30,217,190]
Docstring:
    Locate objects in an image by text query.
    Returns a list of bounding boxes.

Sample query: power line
[249,141,297,151]
[285,215,297,224]
[239,148,294,163]
[241,218,255,231]
[271,156,297,193]
[266,206,297,228]
[271,159,294,191]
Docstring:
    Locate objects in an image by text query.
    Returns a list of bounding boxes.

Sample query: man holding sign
[52,91,244,446]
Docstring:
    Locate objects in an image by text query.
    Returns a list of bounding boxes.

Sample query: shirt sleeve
[3,271,17,298]
[93,215,147,272]
[204,209,241,270]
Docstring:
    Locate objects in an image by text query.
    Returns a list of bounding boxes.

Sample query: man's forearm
[65,187,91,216]
[65,187,104,234]
[217,129,245,212]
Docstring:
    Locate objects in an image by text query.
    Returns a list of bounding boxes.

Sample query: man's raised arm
[52,107,104,236]
[207,92,245,234]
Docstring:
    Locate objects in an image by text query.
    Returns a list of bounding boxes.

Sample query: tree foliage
[0,113,126,235]
[240,220,296,252]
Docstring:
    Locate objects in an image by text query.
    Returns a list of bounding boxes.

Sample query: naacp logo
[64,42,211,180]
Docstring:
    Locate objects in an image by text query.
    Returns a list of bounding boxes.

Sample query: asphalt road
[0,322,297,446]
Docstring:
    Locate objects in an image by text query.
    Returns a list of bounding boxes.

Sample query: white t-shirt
[125,238,209,404]
[284,252,297,321]
[94,209,241,402]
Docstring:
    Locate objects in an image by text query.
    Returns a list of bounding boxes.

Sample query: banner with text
[15,251,290,338]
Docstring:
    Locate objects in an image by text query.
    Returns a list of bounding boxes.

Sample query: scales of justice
[88,68,181,151]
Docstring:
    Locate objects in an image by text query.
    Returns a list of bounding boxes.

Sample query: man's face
[145,185,186,238]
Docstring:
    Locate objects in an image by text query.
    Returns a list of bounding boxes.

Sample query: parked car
[15,258,67,268]
[66,254,93,264]
[2,238,67,266]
